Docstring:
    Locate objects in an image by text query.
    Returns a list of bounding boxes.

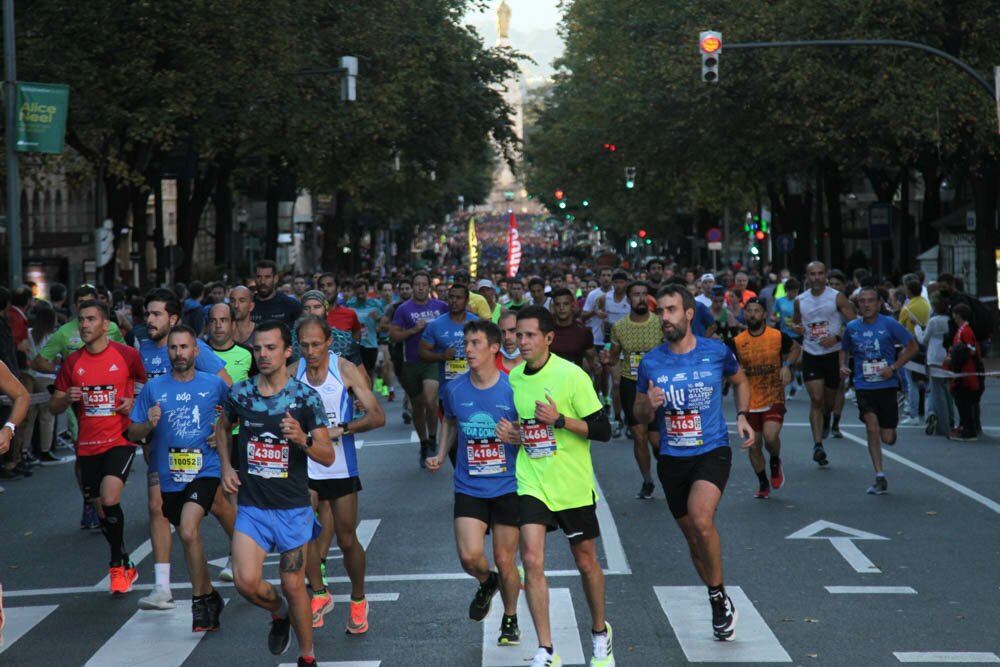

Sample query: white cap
[700,273,716,283]
[476,279,496,291]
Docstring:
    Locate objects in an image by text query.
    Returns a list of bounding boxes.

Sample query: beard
[171,359,193,373]
[664,320,688,342]
[747,319,765,333]
[634,304,649,315]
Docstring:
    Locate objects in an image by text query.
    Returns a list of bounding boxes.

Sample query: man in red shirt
[50,301,146,594]
[323,276,362,341]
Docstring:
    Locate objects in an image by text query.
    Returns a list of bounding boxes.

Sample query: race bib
[466,437,507,475]
[247,435,289,479]
[520,418,557,459]
[862,358,889,383]
[807,321,830,341]
[444,357,468,381]
[168,447,203,484]
[628,352,644,377]
[664,409,704,447]
[82,385,117,417]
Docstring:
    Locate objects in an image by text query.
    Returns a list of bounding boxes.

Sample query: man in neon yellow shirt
[495,305,615,667]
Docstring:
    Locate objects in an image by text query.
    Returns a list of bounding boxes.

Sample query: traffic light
[638,229,646,238]
[554,189,564,200]
[625,166,636,189]
[629,239,638,248]
[699,31,721,83]
[558,201,567,209]
[644,238,652,245]
[582,200,589,207]
[603,143,617,152]
[754,230,766,241]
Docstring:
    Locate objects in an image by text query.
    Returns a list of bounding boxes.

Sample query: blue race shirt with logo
[637,337,740,457]
[841,314,913,390]
[139,337,226,379]
[131,371,229,492]
[441,372,518,498]
[421,312,479,386]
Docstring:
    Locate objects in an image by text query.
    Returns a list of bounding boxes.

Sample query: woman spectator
[945,303,983,441]
[915,296,955,436]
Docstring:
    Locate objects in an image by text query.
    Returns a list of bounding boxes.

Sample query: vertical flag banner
[15,82,70,154]
[506,212,522,277]
[468,217,479,277]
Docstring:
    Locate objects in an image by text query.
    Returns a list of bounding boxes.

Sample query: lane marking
[481,587,585,666]
[0,605,58,654]
[826,586,917,594]
[654,586,792,663]
[411,431,420,443]
[834,429,1000,515]
[279,662,382,666]
[894,652,1000,663]
[357,438,413,448]
[593,476,631,575]
[83,599,227,667]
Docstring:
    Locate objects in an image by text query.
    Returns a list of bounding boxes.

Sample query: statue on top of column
[497,0,511,39]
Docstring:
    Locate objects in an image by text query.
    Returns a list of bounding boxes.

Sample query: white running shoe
[590,622,615,666]
[531,647,563,667]
[220,557,234,582]
[899,416,921,426]
[138,586,176,610]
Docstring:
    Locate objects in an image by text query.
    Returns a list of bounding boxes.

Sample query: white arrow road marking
[787,520,888,574]
[0,605,58,654]
[826,586,917,594]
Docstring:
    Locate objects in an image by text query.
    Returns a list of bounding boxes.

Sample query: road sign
[706,227,722,243]
[707,241,722,251]
[787,520,888,574]
[776,233,794,253]
[869,203,892,242]
[95,219,114,267]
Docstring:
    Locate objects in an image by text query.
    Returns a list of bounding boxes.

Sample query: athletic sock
[814,441,823,449]
[875,472,886,478]
[540,646,554,655]
[771,455,781,465]
[641,471,653,484]
[351,594,365,603]
[313,587,328,597]
[832,413,841,429]
[101,504,127,565]
[756,470,769,486]
[154,563,171,592]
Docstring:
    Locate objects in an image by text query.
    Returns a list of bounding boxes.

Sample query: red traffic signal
[554,189,564,200]
[700,34,721,54]
[603,143,617,152]
[638,229,647,238]
[754,230,766,241]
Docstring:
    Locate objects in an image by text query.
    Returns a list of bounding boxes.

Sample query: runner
[391,271,447,466]
[375,279,399,400]
[293,316,385,633]
[419,283,479,466]
[497,311,524,374]
[381,278,413,416]
[251,260,302,327]
[771,277,803,399]
[345,276,385,389]
[839,287,917,494]
[732,298,801,499]
[50,301,147,594]
[793,261,856,466]
[597,271,631,435]
[605,281,663,499]
[128,325,231,631]
[494,305,615,667]
[0,358,29,643]
[217,320,334,666]
[427,320,522,647]
[229,286,257,346]
[549,287,596,368]
[135,289,234,611]
[580,268,613,408]
[634,284,754,641]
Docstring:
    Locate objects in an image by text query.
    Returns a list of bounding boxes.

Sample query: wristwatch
[737,411,751,420]
[303,434,313,449]
[338,422,352,435]
[553,414,566,429]
[2,421,15,434]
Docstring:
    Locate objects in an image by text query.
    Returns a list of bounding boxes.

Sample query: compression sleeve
[583,408,611,442]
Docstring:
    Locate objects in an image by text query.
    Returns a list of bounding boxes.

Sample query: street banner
[995,66,1000,135]
[15,82,70,154]
[506,212,521,278]
[468,217,479,277]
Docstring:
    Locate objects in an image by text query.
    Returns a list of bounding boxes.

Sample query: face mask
[500,346,520,360]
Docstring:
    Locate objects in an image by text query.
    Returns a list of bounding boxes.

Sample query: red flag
[506,212,522,278]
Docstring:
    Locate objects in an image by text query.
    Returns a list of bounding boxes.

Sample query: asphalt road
[2,381,1000,666]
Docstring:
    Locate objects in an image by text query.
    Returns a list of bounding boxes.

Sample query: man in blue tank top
[428,320,522,647]
[635,284,754,643]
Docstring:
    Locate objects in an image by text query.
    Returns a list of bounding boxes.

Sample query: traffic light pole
[724,39,995,101]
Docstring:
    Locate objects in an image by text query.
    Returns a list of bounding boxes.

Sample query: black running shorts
[657,446,732,519]
[80,446,136,502]
[308,476,363,501]
[620,377,659,430]
[454,491,520,528]
[801,351,841,389]
[518,494,601,544]
[160,476,220,526]
[856,388,899,429]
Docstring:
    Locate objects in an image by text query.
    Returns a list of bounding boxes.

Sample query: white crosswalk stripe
[481,587,585,666]
[0,605,58,654]
[653,586,792,663]
[84,599,227,667]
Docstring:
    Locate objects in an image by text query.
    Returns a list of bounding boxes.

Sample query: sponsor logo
[198,392,209,397]
[109,363,120,372]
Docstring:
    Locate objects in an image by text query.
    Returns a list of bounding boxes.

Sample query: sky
[464,0,565,86]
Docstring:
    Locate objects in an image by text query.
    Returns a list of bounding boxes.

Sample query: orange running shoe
[346,597,369,634]
[310,592,333,628]
[109,562,138,595]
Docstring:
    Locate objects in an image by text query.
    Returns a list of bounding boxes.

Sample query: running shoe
[219,557,234,582]
[844,388,855,401]
[530,647,563,667]
[754,484,770,499]
[831,424,843,439]
[311,591,333,628]
[268,614,292,655]
[205,590,224,630]
[769,459,784,490]
[821,412,831,440]
[899,416,921,426]
[388,387,396,401]
[298,656,318,667]
[192,596,212,632]
[109,562,138,595]
[138,586,176,610]
[0,467,22,480]
[710,592,737,641]
[611,421,622,439]
[346,597,369,634]
[498,615,520,646]
[374,378,384,394]
[925,414,937,435]
[469,571,500,621]
[590,622,614,666]
[625,426,634,440]
[813,445,829,466]
[38,451,63,464]
[948,431,978,442]
[866,476,888,495]
[402,410,412,425]
[418,441,428,469]
[636,481,655,500]
[81,503,100,530]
